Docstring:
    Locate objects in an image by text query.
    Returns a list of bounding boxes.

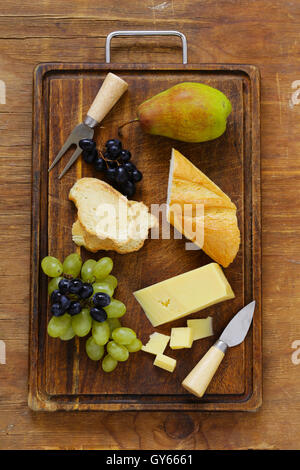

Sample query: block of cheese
[170,327,193,349]
[134,263,234,327]
[154,354,176,372]
[141,332,170,355]
[187,317,214,341]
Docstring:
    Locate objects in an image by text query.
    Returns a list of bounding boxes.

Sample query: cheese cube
[187,317,214,341]
[154,353,176,372]
[134,263,234,327]
[141,332,170,355]
[170,327,193,349]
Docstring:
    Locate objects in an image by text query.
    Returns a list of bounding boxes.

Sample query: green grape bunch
[41,253,142,372]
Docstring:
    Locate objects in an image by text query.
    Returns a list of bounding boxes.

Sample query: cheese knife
[48,72,128,179]
[182,300,255,398]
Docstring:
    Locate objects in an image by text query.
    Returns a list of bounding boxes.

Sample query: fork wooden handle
[86,72,128,124]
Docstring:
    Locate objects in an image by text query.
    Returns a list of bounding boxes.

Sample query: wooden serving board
[30,63,261,411]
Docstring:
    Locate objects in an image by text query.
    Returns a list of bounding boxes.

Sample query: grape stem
[63,273,73,280]
[118,118,139,138]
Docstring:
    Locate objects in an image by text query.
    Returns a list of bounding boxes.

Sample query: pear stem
[118,118,139,137]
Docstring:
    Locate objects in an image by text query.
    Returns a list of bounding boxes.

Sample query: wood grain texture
[0,0,300,449]
[29,63,261,411]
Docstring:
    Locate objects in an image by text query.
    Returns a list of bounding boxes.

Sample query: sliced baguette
[72,219,124,253]
[69,178,157,254]
[167,149,240,267]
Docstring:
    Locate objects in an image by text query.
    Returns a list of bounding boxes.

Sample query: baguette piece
[72,218,151,254]
[72,219,125,253]
[69,178,157,254]
[167,149,240,267]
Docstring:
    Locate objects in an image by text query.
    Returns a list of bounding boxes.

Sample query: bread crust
[168,149,240,267]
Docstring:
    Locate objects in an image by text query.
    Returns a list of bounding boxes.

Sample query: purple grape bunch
[79,138,143,198]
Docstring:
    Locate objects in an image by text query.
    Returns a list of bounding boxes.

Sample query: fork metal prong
[48,133,76,172]
[58,146,82,179]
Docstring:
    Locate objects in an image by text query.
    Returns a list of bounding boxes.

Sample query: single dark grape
[68,301,82,316]
[94,157,107,172]
[106,139,122,150]
[60,295,71,312]
[93,292,111,308]
[82,148,98,164]
[131,169,143,182]
[79,139,96,151]
[115,166,128,184]
[69,278,83,294]
[51,303,64,317]
[58,278,71,294]
[105,168,117,182]
[90,307,108,323]
[80,283,94,300]
[50,289,62,304]
[120,180,136,198]
[107,144,121,159]
[119,149,131,163]
[123,161,136,174]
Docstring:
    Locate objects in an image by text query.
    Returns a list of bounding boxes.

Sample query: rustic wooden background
[0,0,299,450]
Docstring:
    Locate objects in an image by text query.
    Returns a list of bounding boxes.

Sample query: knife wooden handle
[86,72,128,124]
[182,345,225,398]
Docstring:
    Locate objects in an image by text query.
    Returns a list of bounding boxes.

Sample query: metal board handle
[106,30,188,64]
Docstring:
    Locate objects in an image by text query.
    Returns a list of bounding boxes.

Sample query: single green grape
[81,259,97,283]
[104,299,126,318]
[112,327,136,345]
[92,281,114,298]
[104,274,118,290]
[107,341,129,362]
[107,318,121,338]
[62,253,82,278]
[86,336,105,361]
[47,313,71,338]
[92,257,113,280]
[41,256,63,277]
[72,308,92,337]
[48,276,63,296]
[92,320,110,345]
[60,324,76,341]
[102,354,118,372]
[126,338,142,353]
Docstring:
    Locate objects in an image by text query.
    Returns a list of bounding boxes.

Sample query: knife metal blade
[219,300,256,348]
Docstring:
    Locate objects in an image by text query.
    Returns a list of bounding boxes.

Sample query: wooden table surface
[1,0,300,450]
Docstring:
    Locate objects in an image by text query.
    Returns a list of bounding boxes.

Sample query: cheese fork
[48,72,128,179]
